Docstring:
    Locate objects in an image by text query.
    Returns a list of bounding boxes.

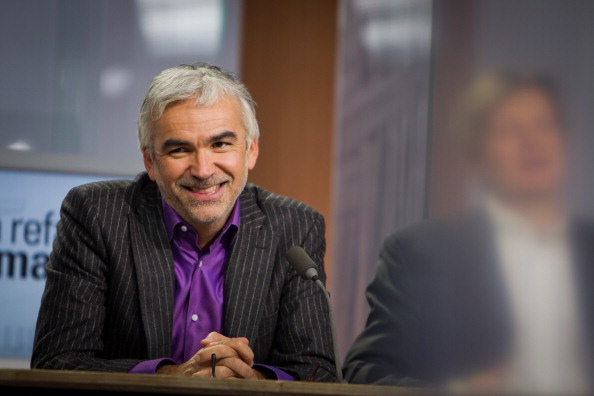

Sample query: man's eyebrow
[160,132,238,151]
[161,138,191,151]
[207,131,238,144]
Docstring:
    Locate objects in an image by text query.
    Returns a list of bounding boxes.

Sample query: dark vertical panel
[331,0,433,358]
[426,0,476,218]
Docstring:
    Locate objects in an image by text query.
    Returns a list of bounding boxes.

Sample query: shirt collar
[162,198,241,245]
[483,194,568,240]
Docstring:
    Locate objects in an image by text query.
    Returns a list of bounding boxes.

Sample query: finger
[192,365,237,379]
[224,339,254,365]
[191,362,252,379]
[213,339,253,365]
[201,333,249,348]
[214,357,255,379]
[198,340,254,366]
[201,338,250,349]
[196,344,240,362]
[201,331,228,346]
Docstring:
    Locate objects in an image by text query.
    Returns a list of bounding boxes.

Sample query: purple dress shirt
[129,198,295,381]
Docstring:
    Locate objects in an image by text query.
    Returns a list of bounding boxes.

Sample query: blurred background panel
[0,170,119,368]
[330,0,433,357]
[0,0,243,175]
[0,0,243,367]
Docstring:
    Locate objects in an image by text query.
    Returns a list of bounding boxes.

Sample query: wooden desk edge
[0,369,430,395]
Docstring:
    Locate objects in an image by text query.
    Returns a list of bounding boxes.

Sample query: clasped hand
[156,331,268,379]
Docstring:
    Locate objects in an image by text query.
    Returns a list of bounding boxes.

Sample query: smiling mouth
[183,181,228,195]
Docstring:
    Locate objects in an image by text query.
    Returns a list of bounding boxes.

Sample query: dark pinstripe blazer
[31,172,337,382]
[344,211,594,387]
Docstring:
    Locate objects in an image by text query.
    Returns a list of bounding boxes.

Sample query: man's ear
[247,139,259,170]
[142,149,157,181]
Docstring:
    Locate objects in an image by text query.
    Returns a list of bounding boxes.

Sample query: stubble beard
[160,170,248,229]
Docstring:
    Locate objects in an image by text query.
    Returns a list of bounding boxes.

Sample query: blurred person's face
[475,88,566,203]
[143,95,258,235]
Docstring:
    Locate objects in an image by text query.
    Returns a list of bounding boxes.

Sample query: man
[343,70,594,393]
[31,63,336,382]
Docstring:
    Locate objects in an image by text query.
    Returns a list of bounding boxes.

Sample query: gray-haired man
[31,63,337,382]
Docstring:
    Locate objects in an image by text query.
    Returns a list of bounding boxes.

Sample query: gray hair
[137,62,259,155]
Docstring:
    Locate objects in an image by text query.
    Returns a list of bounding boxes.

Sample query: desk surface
[0,368,433,396]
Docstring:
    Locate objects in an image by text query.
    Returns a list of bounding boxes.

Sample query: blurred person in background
[343,70,594,394]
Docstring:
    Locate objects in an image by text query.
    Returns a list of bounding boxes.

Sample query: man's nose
[190,149,216,179]
[521,125,554,148]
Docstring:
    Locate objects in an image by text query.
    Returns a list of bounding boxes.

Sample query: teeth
[191,184,219,194]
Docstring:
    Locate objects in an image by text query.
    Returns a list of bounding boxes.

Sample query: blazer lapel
[129,181,175,358]
[223,187,278,342]
[443,211,514,370]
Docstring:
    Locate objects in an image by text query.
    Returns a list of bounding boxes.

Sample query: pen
[211,353,216,378]
[308,362,321,381]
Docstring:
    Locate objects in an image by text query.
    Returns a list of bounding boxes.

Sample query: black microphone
[286,246,346,383]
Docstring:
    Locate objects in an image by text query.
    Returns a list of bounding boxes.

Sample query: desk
[0,369,432,396]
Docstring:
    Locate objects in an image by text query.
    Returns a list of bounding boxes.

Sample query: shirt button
[181,225,188,232]
[191,314,199,322]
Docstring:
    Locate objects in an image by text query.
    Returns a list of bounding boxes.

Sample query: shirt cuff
[129,359,296,380]
[253,364,296,381]
[128,358,176,374]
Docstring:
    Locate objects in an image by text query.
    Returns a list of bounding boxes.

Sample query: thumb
[201,331,227,345]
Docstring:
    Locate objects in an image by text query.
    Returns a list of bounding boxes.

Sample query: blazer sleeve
[30,186,142,372]
[269,212,338,382]
[342,232,425,386]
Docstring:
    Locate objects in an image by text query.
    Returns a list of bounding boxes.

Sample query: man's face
[143,95,258,234]
[476,88,566,203]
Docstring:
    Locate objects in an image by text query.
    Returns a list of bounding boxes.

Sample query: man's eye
[169,147,188,154]
[212,141,230,149]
